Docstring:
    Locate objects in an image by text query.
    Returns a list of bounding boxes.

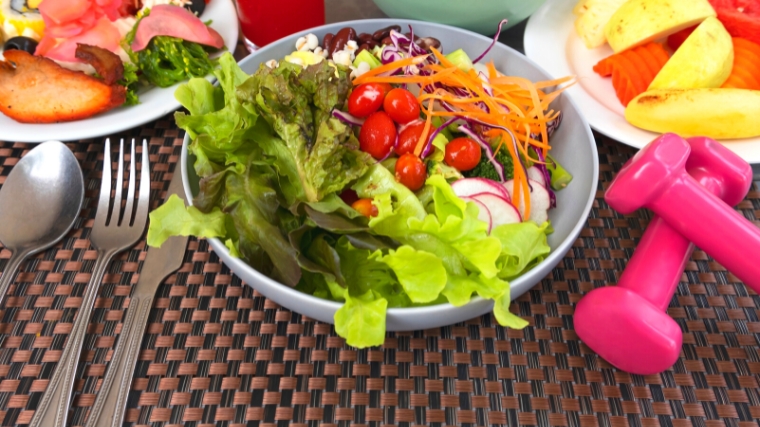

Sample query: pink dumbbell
[575,135,753,375]
[606,133,760,292]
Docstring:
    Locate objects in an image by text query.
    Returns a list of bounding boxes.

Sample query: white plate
[0,0,238,143]
[524,0,760,164]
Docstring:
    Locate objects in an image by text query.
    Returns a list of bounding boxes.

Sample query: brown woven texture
[0,119,759,427]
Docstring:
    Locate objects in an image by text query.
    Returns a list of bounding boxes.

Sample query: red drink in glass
[236,0,326,49]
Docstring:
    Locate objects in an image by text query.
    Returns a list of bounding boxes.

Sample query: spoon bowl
[0,141,84,305]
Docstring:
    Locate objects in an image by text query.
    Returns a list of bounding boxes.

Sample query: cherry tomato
[340,189,359,206]
[351,198,378,218]
[395,153,427,191]
[395,121,429,156]
[348,83,387,118]
[383,88,420,124]
[359,111,397,160]
[444,137,481,172]
[372,82,392,97]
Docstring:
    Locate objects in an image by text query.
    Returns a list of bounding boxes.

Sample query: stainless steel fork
[29,138,150,427]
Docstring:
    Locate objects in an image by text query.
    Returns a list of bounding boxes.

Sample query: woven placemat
[0,119,759,427]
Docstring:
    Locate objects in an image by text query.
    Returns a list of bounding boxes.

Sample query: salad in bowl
[147,19,597,348]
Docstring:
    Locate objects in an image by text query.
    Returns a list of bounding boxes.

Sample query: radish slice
[504,179,551,225]
[470,193,521,228]
[462,197,493,232]
[451,177,510,201]
[526,166,547,188]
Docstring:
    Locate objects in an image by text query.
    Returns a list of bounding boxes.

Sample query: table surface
[0,2,759,427]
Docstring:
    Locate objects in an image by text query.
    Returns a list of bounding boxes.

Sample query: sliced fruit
[667,25,697,50]
[450,177,510,201]
[574,0,628,49]
[573,0,590,15]
[504,179,551,225]
[649,17,734,90]
[604,0,716,53]
[625,88,760,139]
[462,196,493,232]
[593,42,671,106]
[469,193,522,228]
[709,0,760,46]
[721,37,760,90]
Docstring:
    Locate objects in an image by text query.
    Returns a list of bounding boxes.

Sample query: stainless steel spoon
[0,141,84,306]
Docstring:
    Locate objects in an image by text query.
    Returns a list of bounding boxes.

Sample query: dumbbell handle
[649,171,760,293]
[618,169,723,310]
[618,217,693,311]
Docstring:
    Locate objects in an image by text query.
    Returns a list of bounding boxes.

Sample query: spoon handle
[29,249,116,427]
[0,250,28,308]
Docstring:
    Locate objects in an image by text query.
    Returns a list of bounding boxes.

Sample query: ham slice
[42,17,122,63]
[36,0,123,62]
[96,0,123,21]
[38,0,91,25]
[131,5,224,52]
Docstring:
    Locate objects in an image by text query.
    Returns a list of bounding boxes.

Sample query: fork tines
[97,138,150,229]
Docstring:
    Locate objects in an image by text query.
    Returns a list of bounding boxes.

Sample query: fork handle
[84,295,153,427]
[29,249,115,427]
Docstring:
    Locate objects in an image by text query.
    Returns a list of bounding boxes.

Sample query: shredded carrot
[592,42,670,106]
[429,47,455,69]
[493,75,574,90]
[359,53,575,216]
[357,66,458,86]
[413,98,435,156]
[722,38,760,90]
[352,55,429,85]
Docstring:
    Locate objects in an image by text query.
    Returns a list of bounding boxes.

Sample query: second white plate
[524,0,760,164]
[0,0,239,143]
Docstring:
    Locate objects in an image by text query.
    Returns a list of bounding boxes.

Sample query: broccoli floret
[464,147,514,181]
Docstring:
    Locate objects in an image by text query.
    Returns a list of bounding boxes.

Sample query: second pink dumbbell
[575,135,753,375]
[606,133,760,292]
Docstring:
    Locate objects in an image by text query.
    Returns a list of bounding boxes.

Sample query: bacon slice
[118,0,141,17]
[0,50,126,123]
[75,44,124,85]
[131,5,224,52]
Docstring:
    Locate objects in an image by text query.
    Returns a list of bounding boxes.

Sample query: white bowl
[181,19,598,331]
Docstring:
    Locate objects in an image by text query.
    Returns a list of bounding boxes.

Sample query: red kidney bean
[358,33,374,44]
[322,33,334,52]
[329,27,357,56]
[381,36,393,46]
[416,37,441,50]
[372,25,401,41]
[403,32,421,42]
